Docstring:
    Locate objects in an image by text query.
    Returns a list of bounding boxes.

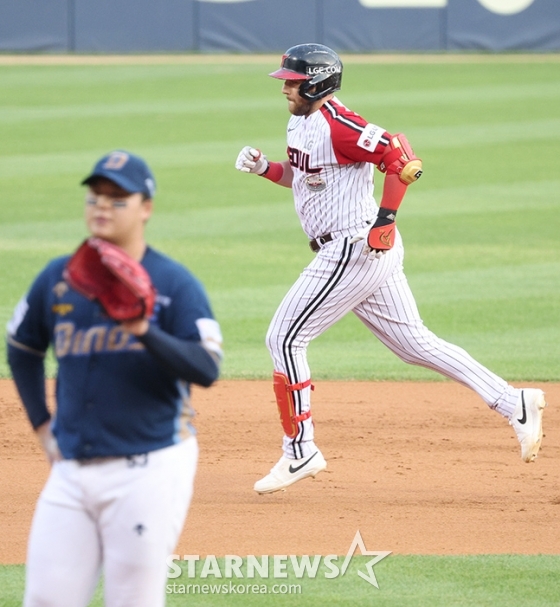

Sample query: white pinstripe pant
[266,230,518,459]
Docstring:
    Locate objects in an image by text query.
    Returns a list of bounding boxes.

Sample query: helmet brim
[269,68,310,80]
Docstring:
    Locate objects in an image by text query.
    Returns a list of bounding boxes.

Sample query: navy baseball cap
[81,150,156,198]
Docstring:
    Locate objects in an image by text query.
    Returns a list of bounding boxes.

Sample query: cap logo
[145,178,156,198]
[103,151,129,171]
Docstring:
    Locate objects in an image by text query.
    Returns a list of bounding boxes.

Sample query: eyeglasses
[86,194,129,208]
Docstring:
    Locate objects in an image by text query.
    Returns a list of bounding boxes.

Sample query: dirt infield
[1,379,559,564]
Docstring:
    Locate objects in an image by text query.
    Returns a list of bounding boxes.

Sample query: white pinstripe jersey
[286,96,391,239]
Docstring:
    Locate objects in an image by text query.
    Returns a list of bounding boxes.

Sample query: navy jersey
[7,246,222,459]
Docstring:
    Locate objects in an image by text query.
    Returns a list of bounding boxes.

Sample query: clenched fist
[235,146,269,175]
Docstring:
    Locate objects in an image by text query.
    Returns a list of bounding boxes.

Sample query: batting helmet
[269,43,343,102]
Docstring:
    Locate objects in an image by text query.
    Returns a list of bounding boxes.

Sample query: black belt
[309,233,334,252]
[76,456,120,466]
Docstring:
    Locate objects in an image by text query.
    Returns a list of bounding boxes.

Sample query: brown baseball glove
[64,238,156,321]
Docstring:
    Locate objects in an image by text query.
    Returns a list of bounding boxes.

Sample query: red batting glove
[367,208,396,252]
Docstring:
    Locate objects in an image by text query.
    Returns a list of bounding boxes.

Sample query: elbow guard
[379,133,423,185]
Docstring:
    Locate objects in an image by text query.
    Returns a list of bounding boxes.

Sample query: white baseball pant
[24,437,198,607]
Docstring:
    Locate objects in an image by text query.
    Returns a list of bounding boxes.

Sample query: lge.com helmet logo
[306,66,342,76]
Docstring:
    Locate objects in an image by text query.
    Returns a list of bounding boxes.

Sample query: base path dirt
[1,379,559,564]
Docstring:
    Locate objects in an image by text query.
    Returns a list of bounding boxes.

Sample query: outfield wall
[0,0,559,53]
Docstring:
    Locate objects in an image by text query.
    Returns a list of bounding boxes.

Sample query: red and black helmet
[269,43,343,101]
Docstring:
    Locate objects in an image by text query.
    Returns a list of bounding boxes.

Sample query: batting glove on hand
[235,146,269,175]
[350,209,397,259]
[350,226,386,259]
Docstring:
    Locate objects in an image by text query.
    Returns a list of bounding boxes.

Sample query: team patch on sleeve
[357,123,386,152]
[195,318,224,360]
[6,296,29,336]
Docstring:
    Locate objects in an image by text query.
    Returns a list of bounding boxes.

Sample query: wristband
[377,207,397,221]
[261,162,283,183]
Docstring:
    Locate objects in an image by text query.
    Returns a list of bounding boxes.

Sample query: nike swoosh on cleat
[517,392,527,424]
[288,452,318,474]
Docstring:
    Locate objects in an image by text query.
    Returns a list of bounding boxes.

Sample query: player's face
[85,178,152,246]
[281,80,314,116]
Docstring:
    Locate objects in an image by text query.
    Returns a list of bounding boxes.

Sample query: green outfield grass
[2,554,560,606]
[1,55,559,606]
[1,58,559,381]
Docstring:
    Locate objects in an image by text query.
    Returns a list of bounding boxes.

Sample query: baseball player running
[235,44,547,495]
[7,151,223,606]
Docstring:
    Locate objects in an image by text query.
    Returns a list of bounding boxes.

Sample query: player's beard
[288,98,313,117]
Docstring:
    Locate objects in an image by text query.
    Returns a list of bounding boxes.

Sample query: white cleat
[254,450,327,494]
[510,389,547,462]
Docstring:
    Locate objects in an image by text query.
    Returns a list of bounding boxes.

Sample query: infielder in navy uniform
[7,151,223,607]
[235,44,547,495]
